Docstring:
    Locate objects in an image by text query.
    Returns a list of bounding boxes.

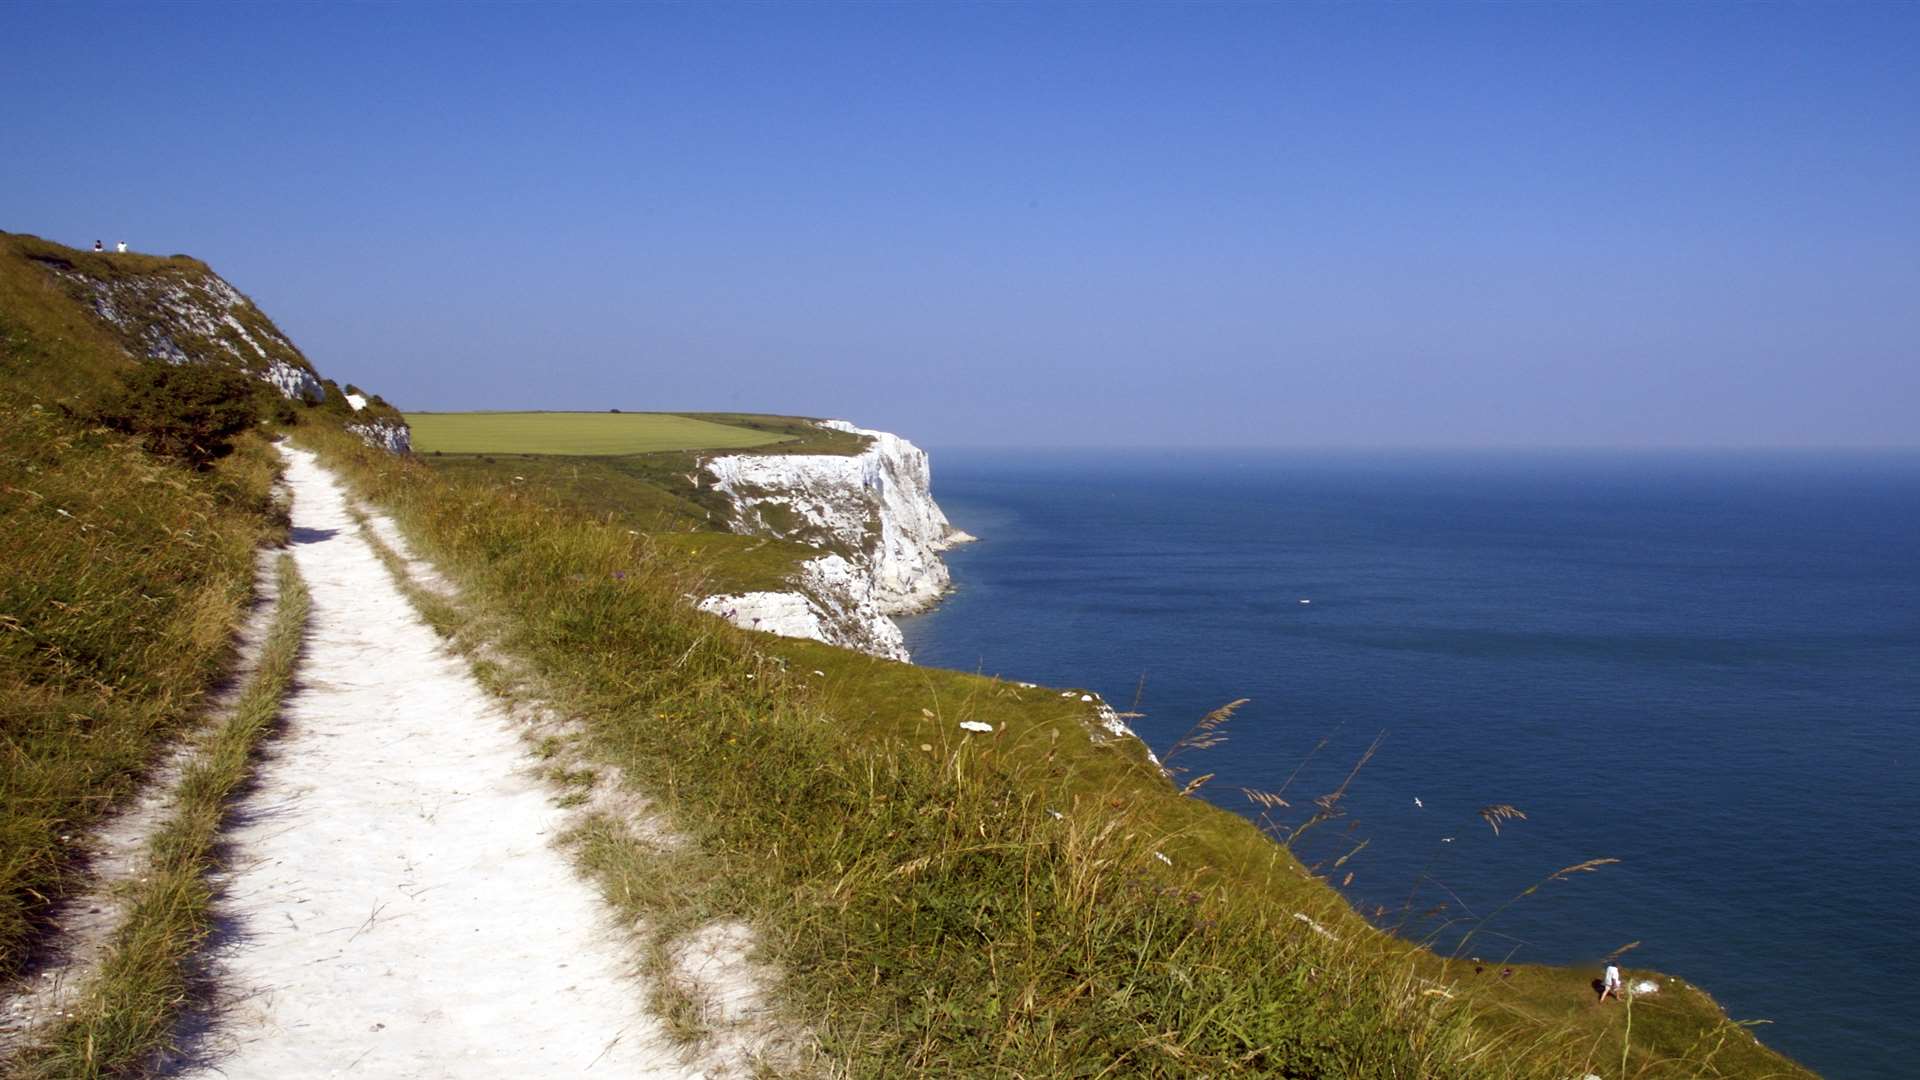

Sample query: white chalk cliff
[696,420,973,661]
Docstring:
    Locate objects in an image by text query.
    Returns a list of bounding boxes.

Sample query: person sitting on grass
[1599,961,1623,1003]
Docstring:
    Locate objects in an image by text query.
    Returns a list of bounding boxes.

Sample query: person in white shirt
[1599,961,1623,1003]
[116,241,127,253]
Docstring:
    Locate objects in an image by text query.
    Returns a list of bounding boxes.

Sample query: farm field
[405,411,794,456]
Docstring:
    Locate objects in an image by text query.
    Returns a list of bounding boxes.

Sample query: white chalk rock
[346,418,412,455]
[699,420,969,661]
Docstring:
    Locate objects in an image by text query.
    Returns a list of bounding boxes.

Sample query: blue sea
[897,449,1920,1079]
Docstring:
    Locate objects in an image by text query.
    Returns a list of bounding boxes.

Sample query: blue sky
[6,3,1916,448]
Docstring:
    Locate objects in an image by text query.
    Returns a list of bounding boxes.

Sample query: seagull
[1413,796,1423,809]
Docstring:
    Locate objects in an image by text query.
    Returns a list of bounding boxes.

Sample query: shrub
[94,362,261,466]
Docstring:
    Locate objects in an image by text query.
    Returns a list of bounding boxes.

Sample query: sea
[897,448,1920,1079]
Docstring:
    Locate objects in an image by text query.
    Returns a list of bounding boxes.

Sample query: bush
[95,362,261,466]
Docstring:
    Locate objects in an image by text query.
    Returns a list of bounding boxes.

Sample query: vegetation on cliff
[308,418,1816,1078]
[0,235,289,978]
[0,232,1814,1076]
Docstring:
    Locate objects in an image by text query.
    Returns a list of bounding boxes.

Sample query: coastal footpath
[0,231,1817,1078]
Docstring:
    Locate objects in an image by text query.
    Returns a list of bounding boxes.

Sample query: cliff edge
[696,420,973,661]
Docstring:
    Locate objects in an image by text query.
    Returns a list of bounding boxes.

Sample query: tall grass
[289,424,1836,1079]
[0,401,280,977]
[1,223,1816,1075]
[12,554,309,1078]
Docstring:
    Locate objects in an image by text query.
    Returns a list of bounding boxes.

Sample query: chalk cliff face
[54,263,325,398]
[37,248,408,454]
[697,421,972,661]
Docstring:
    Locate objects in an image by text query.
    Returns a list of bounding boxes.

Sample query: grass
[11,554,309,1079]
[301,422,1818,1079]
[2,227,1816,1076]
[414,414,871,594]
[404,411,802,456]
[0,408,281,982]
[1,236,288,980]
[0,232,325,411]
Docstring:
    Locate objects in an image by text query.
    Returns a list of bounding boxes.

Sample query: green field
[405,411,795,456]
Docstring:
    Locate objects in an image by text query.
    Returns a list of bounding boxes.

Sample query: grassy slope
[310,421,1815,1079]
[0,233,317,401]
[412,411,867,595]
[2,225,1812,1075]
[13,555,309,1078]
[0,236,284,978]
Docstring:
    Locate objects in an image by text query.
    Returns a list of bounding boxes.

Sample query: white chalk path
[174,446,692,1078]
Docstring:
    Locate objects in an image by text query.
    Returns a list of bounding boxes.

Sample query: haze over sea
[900,449,1919,1079]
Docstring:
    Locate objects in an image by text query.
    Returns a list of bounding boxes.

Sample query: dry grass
[295,421,1819,1079]
[0,405,280,978]
[11,553,308,1078]
[1,232,288,981]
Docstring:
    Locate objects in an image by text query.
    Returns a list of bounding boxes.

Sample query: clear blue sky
[6,3,1916,448]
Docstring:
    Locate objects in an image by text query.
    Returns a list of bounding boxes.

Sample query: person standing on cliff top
[93,240,103,252]
[115,240,126,253]
[1599,961,1623,1003]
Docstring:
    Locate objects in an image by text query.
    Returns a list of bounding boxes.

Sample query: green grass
[405,411,800,456]
[414,413,872,594]
[2,227,1814,1076]
[12,554,310,1079]
[0,239,285,979]
[0,232,327,415]
[300,422,1817,1079]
